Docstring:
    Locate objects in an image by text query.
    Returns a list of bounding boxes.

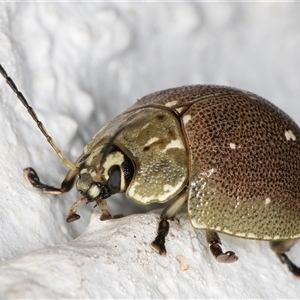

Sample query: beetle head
[76,144,134,203]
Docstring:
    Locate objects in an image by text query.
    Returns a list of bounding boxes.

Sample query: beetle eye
[107,165,121,194]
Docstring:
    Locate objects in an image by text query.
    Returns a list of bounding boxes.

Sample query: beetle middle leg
[151,188,188,255]
[206,230,238,263]
[270,240,300,276]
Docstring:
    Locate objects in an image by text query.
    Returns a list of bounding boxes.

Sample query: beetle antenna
[0,64,77,171]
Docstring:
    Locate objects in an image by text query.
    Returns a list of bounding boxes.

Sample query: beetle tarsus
[210,243,238,263]
[206,230,238,263]
[66,197,85,222]
[151,219,169,255]
[270,240,300,276]
[100,211,112,221]
[111,214,125,219]
[66,213,80,223]
[98,199,112,221]
[151,189,188,255]
[151,236,167,256]
[211,244,238,263]
[278,253,300,277]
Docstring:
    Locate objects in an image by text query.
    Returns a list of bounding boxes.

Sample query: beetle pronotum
[1,63,299,276]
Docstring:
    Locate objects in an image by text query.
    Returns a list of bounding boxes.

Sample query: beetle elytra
[1,63,300,276]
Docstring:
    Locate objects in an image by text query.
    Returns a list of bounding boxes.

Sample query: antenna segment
[0,64,77,171]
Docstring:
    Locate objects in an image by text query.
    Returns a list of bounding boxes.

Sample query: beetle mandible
[1,63,300,276]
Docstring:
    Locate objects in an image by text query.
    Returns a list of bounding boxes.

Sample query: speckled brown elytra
[1,63,299,276]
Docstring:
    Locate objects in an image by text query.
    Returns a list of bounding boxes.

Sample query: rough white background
[0,2,300,298]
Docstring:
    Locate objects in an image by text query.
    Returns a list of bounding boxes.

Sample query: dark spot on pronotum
[168,129,176,139]
[156,114,165,120]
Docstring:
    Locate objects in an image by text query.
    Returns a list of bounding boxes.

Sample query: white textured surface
[0,2,300,298]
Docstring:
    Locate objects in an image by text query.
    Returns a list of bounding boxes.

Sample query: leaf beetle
[1,63,299,276]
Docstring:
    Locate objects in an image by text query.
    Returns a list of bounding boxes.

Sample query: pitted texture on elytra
[132,85,300,239]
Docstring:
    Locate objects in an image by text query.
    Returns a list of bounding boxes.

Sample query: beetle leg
[98,199,113,221]
[160,188,188,220]
[66,198,116,223]
[66,197,86,222]
[270,240,300,276]
[206,230,238,263]
[94,199,125,220]
[151,188,188,255]
[24,167,77,194]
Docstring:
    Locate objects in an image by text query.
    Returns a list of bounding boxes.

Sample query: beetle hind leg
[206,230,238,263]
[151,189,188,255]
[270,240,300,276]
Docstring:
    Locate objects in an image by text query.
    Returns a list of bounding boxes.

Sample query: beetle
[1,63,300,276]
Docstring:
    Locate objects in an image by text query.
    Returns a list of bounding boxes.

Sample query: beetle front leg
[96,199,125,220]
[206,230,238,263]
[98,199,112,221]
[66,197,86,222]
[151,188,188,255]
[67,197,117,223]
[270,240,300,276]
